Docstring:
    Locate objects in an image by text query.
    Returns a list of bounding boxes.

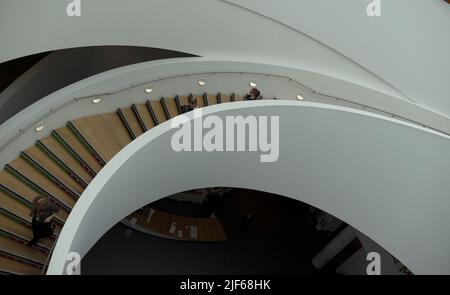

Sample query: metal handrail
[1,71,448,156]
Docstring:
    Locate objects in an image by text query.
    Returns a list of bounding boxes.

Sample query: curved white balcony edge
[1,58,449,169]
[48,101,450,275]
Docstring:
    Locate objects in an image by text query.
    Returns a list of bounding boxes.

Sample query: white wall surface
[1,58,448,168]
[224,0,450,117]
[48,101,450,275]
[3,0,447,119]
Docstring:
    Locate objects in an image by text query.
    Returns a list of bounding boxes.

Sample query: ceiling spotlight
[35,125,45,132]
[92,97,102,104]
[145,88,153,93]
[249,81,257,88]
[296,94,304,101]
[197,80,206,86]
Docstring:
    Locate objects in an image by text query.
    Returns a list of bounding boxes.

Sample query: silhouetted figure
[237,213,253,235]
[181,97,200,113]
[28,195,60,246]
[244,88,262,100]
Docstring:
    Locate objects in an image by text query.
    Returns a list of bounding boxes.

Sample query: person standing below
[244,88,262,101]
[28,195,60,246]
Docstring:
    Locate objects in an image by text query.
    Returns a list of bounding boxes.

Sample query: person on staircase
[181,96,200,113]
[27,195,60,246]
[244,88,262,101]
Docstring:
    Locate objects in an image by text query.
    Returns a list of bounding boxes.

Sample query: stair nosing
[36,140,89,188]
[4,165,72,212]
[20,151,81,201]
[51,130,98,177]
[66,121,107,166]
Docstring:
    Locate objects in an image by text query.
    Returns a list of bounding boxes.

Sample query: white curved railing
[2,71,448,156]
[1,58,449,171]
[48,101,450,275]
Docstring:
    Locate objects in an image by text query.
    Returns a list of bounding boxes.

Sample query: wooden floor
[126,209,227,242]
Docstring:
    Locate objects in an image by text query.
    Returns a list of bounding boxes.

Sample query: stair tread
[8,158,76,210]
[40,136,93,184]
[178,96,190,107]
[0,190,32,223]
[0,172,68,222]
[150,101,167,123]
[0,235,47,265]
[164,98,179,118]
[206,94,218,106]
[24,146,85,194]
[0,171,38,204]
[135,104,155,130]
[0,255,42,275]
[193,95,205,108]
[0,214,54,249]
[100,113,133,147]
[54,127,103,173]
[221,95,232,103]
[71,115,124,162]
[120,108,144,138]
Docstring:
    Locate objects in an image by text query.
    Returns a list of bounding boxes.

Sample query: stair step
[0,173,68,223]
[53,127,103,173]
[23,146,85,195]
[0,235,47,265]
[0,255,42,275]
[192,94,206,108]
[100,113,133,147]
[7,158,75,211]
[163,97,180,118]
[234,94,243,101]
[0,214,53,250]
[221,94,232,103]
[119,107,144,138]
[70,114,130,163]
[149,100,167,124]
[39,136,93,185]
[0,190,32,223]
[134,104,155,131]
[206,94,219,106]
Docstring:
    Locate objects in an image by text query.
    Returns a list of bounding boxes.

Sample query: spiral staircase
[0,93,242,275]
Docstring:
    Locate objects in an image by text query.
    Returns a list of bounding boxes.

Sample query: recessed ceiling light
[35,125,45,132]
[249,81,257,87]
[296,94,304,101]
[92,97,102,104]
[198,80,206,86]
[145,88,153,93]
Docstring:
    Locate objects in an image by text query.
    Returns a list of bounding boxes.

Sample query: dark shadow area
[82,188,338,275]
[0,52,50,93]
[0,46,195,124]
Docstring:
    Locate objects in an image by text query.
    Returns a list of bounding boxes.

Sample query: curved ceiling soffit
[0,0,414,110]
[220,0,413,104]
[48,101,450,275]
[221,0,450,119]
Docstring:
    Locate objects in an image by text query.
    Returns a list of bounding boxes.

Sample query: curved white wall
[224,0,450,117]
[48,101,450,275]
[1,58,448,169]
[1,0,449,118]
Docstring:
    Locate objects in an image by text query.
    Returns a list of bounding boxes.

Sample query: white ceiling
[0,0,449,118]
[224,0,450,117]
